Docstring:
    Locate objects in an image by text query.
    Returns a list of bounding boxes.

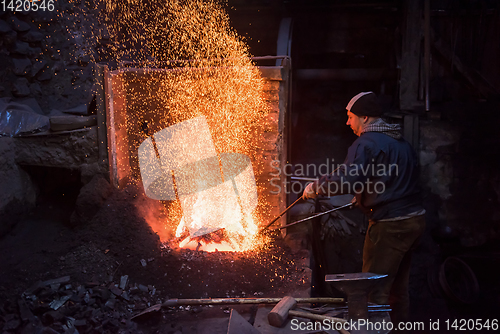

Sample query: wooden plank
[105,68,130,188]
[104,66,118,187]
[95,63,108,167]
[112,72,131,189]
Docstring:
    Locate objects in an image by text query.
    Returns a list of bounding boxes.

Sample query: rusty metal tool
[162,296,343,307]
[132,296,344,320]
[299,304,391,315]
[269,202,354,232]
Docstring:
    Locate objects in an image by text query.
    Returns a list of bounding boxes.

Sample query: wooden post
[404,114,419,151]
[95,63,108,168]
[400,0,424,111]
[424,0,431,111]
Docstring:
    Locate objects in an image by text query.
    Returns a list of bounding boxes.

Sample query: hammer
[268,296,350,334]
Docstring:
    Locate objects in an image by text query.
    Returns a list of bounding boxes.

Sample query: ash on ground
[0,185,311,333]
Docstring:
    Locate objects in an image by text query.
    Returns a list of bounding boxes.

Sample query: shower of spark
[98,0,253,65]
[78,0,271,252]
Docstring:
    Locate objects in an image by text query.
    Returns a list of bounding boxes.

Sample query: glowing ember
[138,116,259,251]
[176,229,249,252]
[86,0,271,251]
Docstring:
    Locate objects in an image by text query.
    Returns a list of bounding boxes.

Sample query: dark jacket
[314,131,423,220]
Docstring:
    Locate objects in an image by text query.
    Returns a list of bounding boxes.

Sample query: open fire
[100,0,286,252]
[95,0,285,251]
[137,115,261,252]
[176,229,246,252]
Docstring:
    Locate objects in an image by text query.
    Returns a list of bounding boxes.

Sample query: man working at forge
[302,91,425,324]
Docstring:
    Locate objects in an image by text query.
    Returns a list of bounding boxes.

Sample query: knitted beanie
[346,91,382,117]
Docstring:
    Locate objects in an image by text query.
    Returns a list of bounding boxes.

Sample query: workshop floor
[0,183,312,333]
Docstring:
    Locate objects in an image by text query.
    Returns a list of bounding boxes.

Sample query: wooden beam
[399,0,424,111]
[95,63,108,167]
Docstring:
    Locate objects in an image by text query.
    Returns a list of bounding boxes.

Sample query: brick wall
[252,65,289,228]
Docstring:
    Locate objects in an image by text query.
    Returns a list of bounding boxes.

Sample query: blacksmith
[302,91,425,324]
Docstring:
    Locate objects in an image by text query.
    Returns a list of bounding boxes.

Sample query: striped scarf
[362,118,402,140]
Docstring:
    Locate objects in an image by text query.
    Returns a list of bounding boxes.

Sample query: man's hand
[302,183,318,200]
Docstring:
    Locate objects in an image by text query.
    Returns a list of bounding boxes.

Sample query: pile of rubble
[1,275,165,334]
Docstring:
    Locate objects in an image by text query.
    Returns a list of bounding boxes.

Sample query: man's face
[346,110,364,136]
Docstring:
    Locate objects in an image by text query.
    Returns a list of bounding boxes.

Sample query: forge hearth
[100,58,291,239]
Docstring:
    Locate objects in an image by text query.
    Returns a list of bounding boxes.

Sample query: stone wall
[0,137,36,237]
[0,5,106,235]
[419,107,500,248]
[0,6,98,115]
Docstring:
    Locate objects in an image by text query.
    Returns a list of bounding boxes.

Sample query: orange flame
[95,0,270,251]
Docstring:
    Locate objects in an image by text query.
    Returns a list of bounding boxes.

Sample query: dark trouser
[362,215,425,325]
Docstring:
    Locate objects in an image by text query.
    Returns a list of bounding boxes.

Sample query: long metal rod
[261,166,342,233]
[269,202,354,232]
[162,297,344,307]
[291,176,318,181]
[299,304,391,314]
[259,197,303,233]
